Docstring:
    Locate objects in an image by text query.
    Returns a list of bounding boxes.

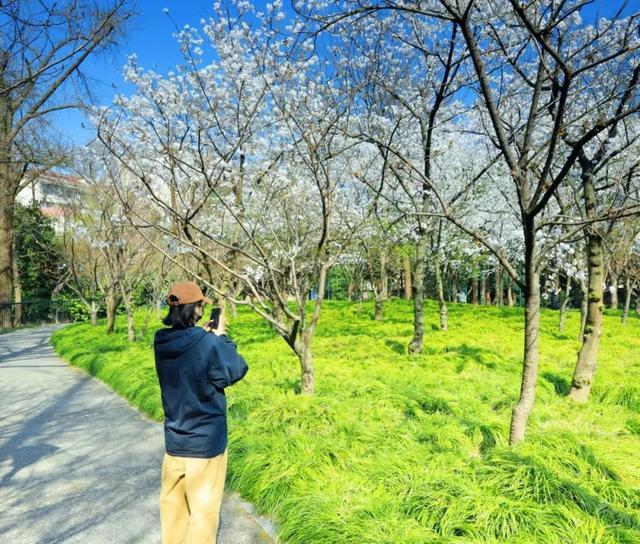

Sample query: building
[16,171,88,228]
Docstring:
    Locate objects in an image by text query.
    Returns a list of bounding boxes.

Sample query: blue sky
[54,0,638,145]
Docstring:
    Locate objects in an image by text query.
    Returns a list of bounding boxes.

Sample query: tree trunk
[105,291,120,334]
[408,236,427,354]
[509,224,540,445]
[472,276,479,305]
[291,265,329,395]
[558,274,571,333]
[480,273,486,305]
[569,231,604,402]
[0,195,14,329]
[435,250,447,331]
[403,253,412,299]
[12,238,22,327]
[380,252,388,300]
[121,287,135,342]
[90,300,99,326]
[495,266,504,306]
[569,169,605,403]
[507,277,514,306]
[294,333,315,395]
[451,276,458,303]
[374,297,383,321]
[609,273,619,310]
[578,280,588,340]
[374,252,386,321]
[622,278,632,325]
[347,280,355,302]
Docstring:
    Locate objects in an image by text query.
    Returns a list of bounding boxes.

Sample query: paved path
[0,326,277,544]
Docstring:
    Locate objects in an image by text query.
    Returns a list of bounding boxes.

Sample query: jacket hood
[154,326,207,359]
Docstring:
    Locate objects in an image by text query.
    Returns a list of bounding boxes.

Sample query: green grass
[51,300,640,543]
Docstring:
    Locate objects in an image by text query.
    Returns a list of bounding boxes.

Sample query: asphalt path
[0,326,276,544]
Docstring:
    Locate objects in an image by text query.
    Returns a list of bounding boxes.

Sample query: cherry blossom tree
[96,1,370,393]
[326,9,469,350]
[299,0,640,443]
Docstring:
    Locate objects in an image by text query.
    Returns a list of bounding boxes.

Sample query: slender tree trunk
[347,279,355,302]
[228,284,241,317]
[622,278,632,324]
[291,265,328,395]
[90,300,99,326]
[374,252,386,321]
[609,273,619,310]
[472,276,479,305]
[380,252,388,300]
[558,274,571,333]
[509,226,540,445]
[12,238,22,327]
[451,276,458,303]
[496,266,504,306]
[51,279,67,324]
[374,297,383,321]
[0,188,14,329]
[507,277,514,307]
[408,236,427,354]
[480,273,487,305]
[609,274,620,310]
[435,250,448,331]
[569,169,605,403]
[120,287,135,342]
[403,254,412,299]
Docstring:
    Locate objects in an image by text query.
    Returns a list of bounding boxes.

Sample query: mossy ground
[51,300,640,543]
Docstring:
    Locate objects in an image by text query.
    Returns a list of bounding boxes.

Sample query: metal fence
[0,299,75,329]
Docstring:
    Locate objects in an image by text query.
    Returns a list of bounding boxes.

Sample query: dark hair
[162,301,202,328]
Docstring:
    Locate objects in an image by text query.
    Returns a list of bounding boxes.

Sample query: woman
[154,281,248,544]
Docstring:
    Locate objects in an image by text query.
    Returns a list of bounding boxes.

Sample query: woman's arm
[207,335,249,389]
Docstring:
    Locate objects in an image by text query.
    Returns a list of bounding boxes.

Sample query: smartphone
[209,308,221,329]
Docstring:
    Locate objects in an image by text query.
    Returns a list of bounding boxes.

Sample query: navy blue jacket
[154,326,248,458]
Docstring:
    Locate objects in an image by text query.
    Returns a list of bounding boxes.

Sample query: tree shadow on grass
[481,449,640,534]
[443,343,501,370]
[274,377,301,395]
[542,372,570,396]
[384,339,406,355]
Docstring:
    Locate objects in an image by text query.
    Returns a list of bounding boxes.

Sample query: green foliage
[51,300,640,543]
[14,203,64,300]
[57,294,93,322]
[327,266,355,300]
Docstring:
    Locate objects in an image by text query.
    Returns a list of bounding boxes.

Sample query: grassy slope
[51,300,640,543]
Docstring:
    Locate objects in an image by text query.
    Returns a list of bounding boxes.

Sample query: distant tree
[13,203,65,323]
[0,0,133,327]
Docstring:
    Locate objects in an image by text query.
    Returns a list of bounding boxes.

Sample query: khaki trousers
[159,449,228,544]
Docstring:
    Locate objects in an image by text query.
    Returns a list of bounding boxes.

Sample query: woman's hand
[203,313,226,335]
